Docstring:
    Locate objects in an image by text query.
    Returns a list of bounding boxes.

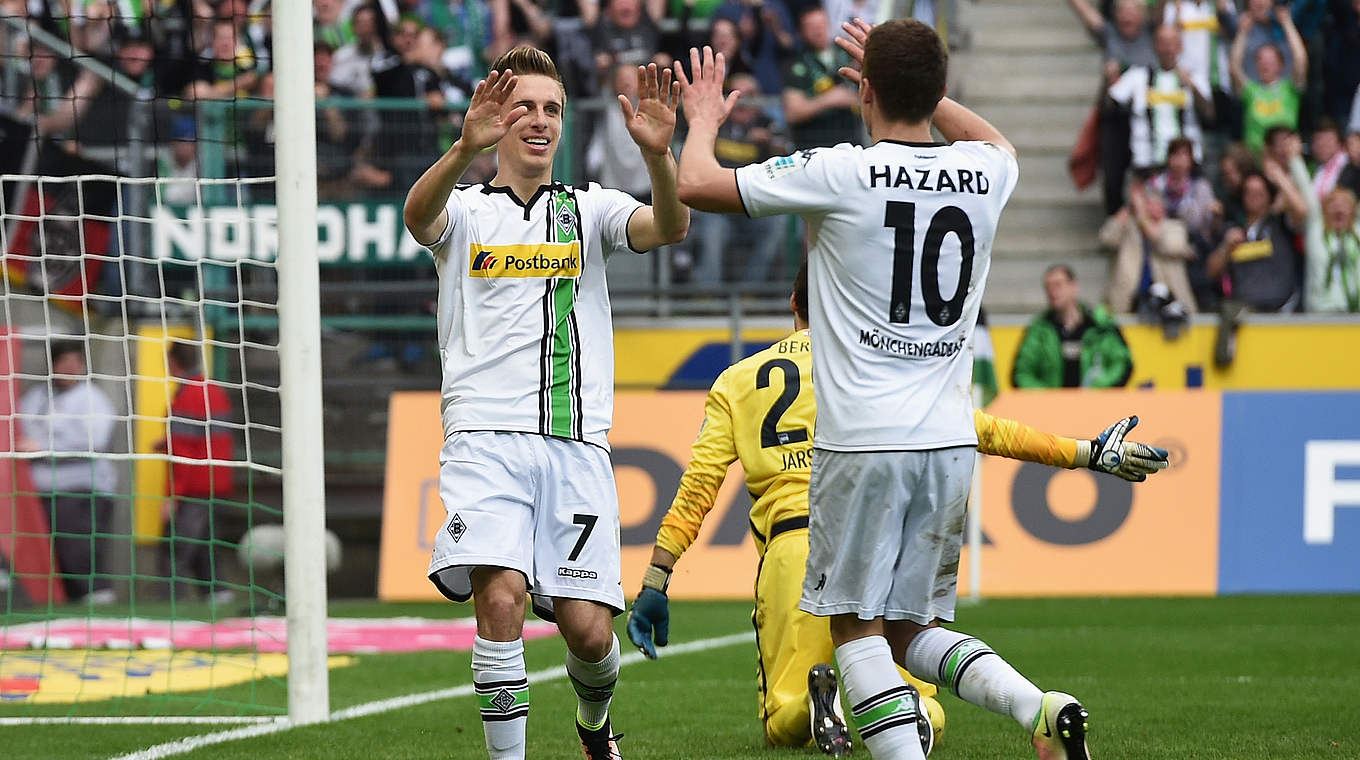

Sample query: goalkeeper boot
[577,716,623,760]
[808,664,853,757]
[1031,691,1090,760]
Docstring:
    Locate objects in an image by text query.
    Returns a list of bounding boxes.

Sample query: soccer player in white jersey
[402,46,689,760]
[674,19,1095,760]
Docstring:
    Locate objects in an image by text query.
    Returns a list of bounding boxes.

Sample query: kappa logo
[448,513,467,543]
[814,573,826,591]
[557,567,598,579]
[471,250,498,272]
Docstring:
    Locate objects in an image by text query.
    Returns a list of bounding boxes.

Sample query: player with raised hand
[625,264,1168,757]
[674,18,1096,760]
[404,46,688,760]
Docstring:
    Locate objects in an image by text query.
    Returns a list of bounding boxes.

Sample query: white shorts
[427,431,624,615]
[799,447,975,624]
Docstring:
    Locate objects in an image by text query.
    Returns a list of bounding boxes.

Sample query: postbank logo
[468,243,581,278]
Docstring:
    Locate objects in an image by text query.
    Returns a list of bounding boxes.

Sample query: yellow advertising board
[378,389,1223,600]
[613,322,1360,391]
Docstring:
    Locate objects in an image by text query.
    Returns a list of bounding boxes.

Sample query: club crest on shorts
[448,513,467,543]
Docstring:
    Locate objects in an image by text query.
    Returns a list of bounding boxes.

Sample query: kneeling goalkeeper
[627,263,1168,755]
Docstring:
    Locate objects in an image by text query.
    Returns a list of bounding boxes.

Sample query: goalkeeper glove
[1077,415,1170,482]
[626,564,672,660]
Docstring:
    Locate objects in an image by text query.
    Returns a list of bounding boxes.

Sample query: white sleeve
[954,140,1021,209]
[423,191,467,260]
[734,147,850,218]
[1107,69,1139,105]
[587,183,645,255]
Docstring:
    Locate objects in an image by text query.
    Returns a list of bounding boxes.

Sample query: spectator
[1208,169,1305,313]
[1073,0,1156,214]
[422,0,494,84]
[185,17,260,100]
[1067,0,1156,71]
[707,17,754,81]
[9,38,64,122]
[585,63,654,199]
[159,342,236,603]
[592,0,665,75]
[782,6,859,150]
[1351,83,1360,135]
[1216,141,1257,225]
[1101,182,1198,315]
[16,341,119,605]
[37,35,155,156]
[1229,7,1307,154]
[1151,136,1220,306]
[332,2,388,96]
[373,21,461,188]
[1234,0,1297,83]
[491,0,554,54]
[1105,24,1213,172]
[710,0,796,97]
[315,0,354,50]
[1309,119,1349,201]
[1339,128,1360,196]
[1289,143,1360,312]
[1151,136,1217,240]
[158,117,200,206]
[145,0,201,97]
[689,73,788,284]
[1012,265,1133,389]
[1162,0,1236,112]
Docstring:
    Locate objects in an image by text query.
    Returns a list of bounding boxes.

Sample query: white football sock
[903,627,1044,728]
[473,635,528,760]
[566,633,620,730]
[837,635,927,760]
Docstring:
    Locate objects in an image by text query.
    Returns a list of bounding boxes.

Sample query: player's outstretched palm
[460,69,528,152]
[619,63,681,157]
[834,17,874,85]
[674,46,740,132]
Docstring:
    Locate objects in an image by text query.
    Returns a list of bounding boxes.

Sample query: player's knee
[562,622,614,661]
[473,589,526,639]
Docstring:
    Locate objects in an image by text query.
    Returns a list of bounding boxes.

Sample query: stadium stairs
[954,0,1109,314]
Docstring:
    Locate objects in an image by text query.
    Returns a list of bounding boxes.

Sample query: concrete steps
[956,0,1110,314]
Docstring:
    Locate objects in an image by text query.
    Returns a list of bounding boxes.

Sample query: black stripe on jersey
[539,279,555,436]
[568,283,583,439]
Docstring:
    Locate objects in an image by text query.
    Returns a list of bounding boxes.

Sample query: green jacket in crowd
[1011,304,1133,388]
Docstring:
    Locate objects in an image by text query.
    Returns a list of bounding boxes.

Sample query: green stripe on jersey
[548,278,576,437]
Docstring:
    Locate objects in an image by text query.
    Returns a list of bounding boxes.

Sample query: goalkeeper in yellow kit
[626,264,1168,756]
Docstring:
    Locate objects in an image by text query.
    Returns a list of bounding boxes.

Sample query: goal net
[0,3,327,723]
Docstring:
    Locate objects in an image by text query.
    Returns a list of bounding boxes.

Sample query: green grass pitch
[4,595,1358,759]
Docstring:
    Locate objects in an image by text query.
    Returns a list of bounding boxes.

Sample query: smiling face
[498,74,564,179]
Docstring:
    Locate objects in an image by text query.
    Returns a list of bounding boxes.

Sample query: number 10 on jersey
[884,201,976,327]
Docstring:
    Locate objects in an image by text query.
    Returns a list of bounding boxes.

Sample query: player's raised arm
[618,63,691,250]
[402,69,527,245]
[675,46,746,213]
[834,18,1016,159]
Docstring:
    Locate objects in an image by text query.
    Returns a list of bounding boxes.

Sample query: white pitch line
[0,717,282,726]
[108,631,753,760]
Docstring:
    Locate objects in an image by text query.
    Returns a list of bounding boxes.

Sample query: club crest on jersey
[467,243,582,278]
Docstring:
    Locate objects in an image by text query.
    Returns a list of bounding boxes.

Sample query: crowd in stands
[1066,0,1360,339]
[1,0,951,286]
